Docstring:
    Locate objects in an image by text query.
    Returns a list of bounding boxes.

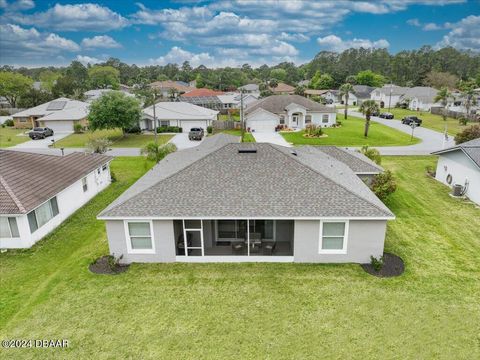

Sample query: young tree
[359,100,380,137]
[88,66,120,89]
[424,71,459,90]
[458,79,477,121]
[316,74,334,89]
[0,71,33,107]
[339,83,354,120]
[454,125,480,145]
[294,85,305,96]
[370,170,397,202]
[88,91,141,134]
[269,78,279,89]
[434,87,451,137]
[359,145,381,165]
[141,142,177,163]
[355,70,385,87]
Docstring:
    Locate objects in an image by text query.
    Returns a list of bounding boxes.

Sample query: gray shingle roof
[245,95,335,115]
[401,87,438,103]
[432,137,480,168]
[313,146,384,173]
[0,150,112,214]
[352,85,375,99]
[99,137,393,219]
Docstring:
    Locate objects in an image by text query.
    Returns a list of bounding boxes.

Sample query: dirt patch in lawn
[89,255,129,275]
[361,253,405,278]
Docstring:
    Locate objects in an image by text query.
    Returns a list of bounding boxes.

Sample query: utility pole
[240,89,245,142]
[152,90,158,144]
[388,83,393,112]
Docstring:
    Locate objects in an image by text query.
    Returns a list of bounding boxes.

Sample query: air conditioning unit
[452,184,463,197]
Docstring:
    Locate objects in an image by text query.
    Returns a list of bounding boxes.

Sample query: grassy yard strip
[0,127,30,147]
[54,129,173,148]
[1,157,479,359]
[281,116,420,146]
[388,108,467,136]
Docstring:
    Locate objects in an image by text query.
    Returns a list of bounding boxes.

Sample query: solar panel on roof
[46,100,67,111]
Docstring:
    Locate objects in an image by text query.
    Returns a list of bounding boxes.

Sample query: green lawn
[218,128,255,142]
[54,129,173,148]
[388,108,467,136]
[281,116,420,146]
[0,127,30,147]
[1,156,479,359]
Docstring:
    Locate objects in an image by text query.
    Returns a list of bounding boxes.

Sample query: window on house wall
[102,164,108,171]
[160,120,169,126]
[27,197,59,233]
[322,114,329,123]
[82,177,88,192]
[305,115,312,124]
[279,115,285,124]
[319,221,348,253]
[0,217,20,238]
[126,221,154,252]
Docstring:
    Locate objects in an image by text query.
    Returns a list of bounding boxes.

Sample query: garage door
[247,119,277,132]
[43,121,74,132]
[178,120,209,133]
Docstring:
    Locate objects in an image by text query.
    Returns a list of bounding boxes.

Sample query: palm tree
[339,83,354,120]
[359,100,380,138]
[459,81,477,121]
[434,87,451,137]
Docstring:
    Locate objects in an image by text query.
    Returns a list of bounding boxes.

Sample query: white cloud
[81,35,122,49]
[11,3,128,31]
[278,32,310,42]
[76,55,102,65]
[423,22,443,31]
[317,35,389,52]
[407,18,421,26]
[436,15,480,51]
[150,46,214,67]
[0,0,34,11]
[0,23,79,62]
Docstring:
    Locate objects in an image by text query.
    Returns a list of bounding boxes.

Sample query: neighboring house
[179,88,225,111]
[342,85,375,105]
[98,134,393,264]
[217,94,240,112]
[401,87,439,111]
[238,84,260,97]
[298,80,310,87]
[324,90,340,104]
[12,98,89,132]
[270,82,295,95]
[150,80,194,98]
[304,89,329,99]
[0,150,112,249]
[141,101,218,132]
[370,85,409,108]
[245,95,337,132]
[432,138,480,205]
[84,89,135,103]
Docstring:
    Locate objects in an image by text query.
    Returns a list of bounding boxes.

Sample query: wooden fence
[212,120,241,130]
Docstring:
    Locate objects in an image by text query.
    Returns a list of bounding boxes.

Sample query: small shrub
[425,165,435,177]
[110,170,117,183]
[156,126,182,133]
[359,145,381,165]
[124,125,141,134]
[454,124,480,145]
[370,255,384,272]
[304,124,323,137]
[141,142,177,162]
[458,116,468,126]
[7,136,11,142]
[336,120,342,127]
[207,126,213,134]
[87,137,112,154]
[370,170,397,202]
[73,123,83,134]
[4,119,14,127]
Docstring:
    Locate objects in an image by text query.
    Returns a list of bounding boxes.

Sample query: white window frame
[0,217,19,239]
[124,220,155,254]
[318,220,349,254]
[322,114,329,123]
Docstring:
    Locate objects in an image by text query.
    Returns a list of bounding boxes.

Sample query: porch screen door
[183,220,204,256]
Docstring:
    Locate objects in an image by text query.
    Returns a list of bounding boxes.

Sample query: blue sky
[0,0,479,68]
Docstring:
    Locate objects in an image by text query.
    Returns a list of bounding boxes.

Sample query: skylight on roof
[46,100,67,111]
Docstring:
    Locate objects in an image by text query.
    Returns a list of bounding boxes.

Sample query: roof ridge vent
[238,148,257,154]
[290,150,297,156]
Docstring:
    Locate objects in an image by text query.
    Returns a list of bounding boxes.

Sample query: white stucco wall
[435,151,480,205]
[310,112,337,127]
[0,163,111,249]
[408,98,436,111]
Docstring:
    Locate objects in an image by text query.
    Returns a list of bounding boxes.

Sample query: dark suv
[401,116,422,126]
[29,127,54,139]
[188,127,204,141]
[379,112,394,119]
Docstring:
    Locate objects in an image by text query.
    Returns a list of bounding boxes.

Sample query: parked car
[188,127,204,141]
[29,127,54,139]
[379,112,394,119]
[401,116,422,126]
[371,110,380,116]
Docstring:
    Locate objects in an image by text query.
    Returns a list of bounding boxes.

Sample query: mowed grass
[281,115,420,146]
[54,128,173,148]
[218,128,255,142]
[389,108,467,136]
[0,127,30,147]
[1,156,479,359]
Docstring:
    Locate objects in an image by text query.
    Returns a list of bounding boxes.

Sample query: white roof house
[84,89,135,103]
[12,98,89,132]
[141,101,219,133]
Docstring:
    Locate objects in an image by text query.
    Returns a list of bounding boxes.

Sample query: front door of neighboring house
[292,114,298,127]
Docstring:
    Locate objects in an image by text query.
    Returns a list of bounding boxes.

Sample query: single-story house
[400,87,439,111]
[150,80,194,98]
[0,150,112,249]
[432,138,480,205]
[342,85,375,106]
[84,89,135,103]
[238,84,260,97]
[12,98,89,132]
[216,93,259,112]
[304,89,329,99]
[245,95,337,132]
[98,134,394,264]
[141,101,218,132]
[270,82,295,95]
[324,90,340,104]
[370,85,409,108]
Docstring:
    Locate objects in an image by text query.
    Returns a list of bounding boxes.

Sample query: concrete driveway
[252,132,292,147]
[347,111,455,155]
[12,131,72,149]
[169,133,204,150]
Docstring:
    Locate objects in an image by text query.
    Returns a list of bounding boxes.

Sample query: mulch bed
[361,253,405,278]
[89,255,129,275]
